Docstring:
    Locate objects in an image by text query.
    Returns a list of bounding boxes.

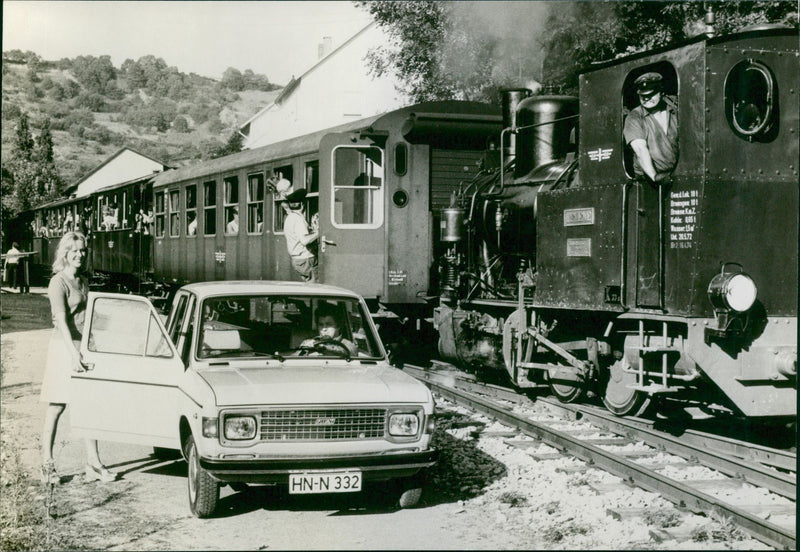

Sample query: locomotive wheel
[602,357,651,417]
[547,365,586,403]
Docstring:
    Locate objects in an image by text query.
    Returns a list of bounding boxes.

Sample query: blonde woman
[39,231,117,484]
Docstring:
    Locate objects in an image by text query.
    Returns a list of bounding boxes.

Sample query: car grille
[260,408,387,441]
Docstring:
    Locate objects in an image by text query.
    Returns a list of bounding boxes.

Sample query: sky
[2,1,375,84]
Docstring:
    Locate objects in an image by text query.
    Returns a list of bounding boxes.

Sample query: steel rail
[414,371,796,550]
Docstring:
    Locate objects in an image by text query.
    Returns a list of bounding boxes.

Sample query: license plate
[289,471,362,494]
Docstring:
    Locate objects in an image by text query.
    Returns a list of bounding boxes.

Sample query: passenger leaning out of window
[623,72,679,184]
[39,231,118,485]
[283,188,319,283]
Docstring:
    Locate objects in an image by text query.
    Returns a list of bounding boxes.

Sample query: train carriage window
[724,60,776,140]
[246,173,264,234]
[331,146,384,228]
[305,161,319,224]
[271,165,294,234]
[224,176,239,235]
[203,181,216,236]
[186,185,197,236]
[155,191,166,238]
[169,189,180,238]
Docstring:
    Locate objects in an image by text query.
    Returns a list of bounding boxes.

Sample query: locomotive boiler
[434,25,798,419]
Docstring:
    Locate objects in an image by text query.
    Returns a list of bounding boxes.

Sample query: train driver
[623,72,678,184]
[283,188,319,283]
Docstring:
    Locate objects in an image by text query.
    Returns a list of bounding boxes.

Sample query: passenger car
[70,281,437,517]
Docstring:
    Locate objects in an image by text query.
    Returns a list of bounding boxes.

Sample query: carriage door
[633,181,663,308]
[318,143,385,299]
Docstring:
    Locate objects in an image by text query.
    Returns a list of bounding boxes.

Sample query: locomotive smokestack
[500,88,532,162]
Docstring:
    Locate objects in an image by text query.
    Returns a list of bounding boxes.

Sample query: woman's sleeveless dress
[39,272,87,404]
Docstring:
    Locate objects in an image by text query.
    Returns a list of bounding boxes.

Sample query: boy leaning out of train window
[623,72,679,184]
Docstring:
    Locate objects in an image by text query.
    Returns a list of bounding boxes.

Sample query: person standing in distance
[4,242,22,291]
[39,231,117,484]
[623,72,679,184]
[283,188,319,283]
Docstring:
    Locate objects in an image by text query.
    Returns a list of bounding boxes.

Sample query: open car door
[72,292,184,449]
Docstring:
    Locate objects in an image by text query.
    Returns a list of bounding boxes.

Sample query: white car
[70,281,437,517]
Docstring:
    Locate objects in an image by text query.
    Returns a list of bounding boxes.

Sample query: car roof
[180,280,363,300]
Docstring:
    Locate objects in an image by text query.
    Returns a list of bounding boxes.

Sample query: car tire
[398,486,423,508]
[186,435,219,518]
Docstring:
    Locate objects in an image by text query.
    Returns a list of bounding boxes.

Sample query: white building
[67,147,168,198]
[239,22,406,149]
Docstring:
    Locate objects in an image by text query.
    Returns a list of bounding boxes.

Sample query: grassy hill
[1,52,283,188]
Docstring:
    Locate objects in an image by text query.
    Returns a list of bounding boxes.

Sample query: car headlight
[224,415,257,440]
[388,413,420,436]
[708,271,757,312]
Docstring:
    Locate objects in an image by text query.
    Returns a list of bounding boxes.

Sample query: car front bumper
[201,449,438,484]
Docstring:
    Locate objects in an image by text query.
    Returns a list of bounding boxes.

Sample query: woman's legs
[85,439,104,468]
[41,403,65,464]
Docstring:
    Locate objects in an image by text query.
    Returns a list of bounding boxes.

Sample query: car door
[71,292,185,449]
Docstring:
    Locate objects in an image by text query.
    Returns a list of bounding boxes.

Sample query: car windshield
[197,294,383,361]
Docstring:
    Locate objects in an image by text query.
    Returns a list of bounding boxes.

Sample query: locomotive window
[154,191,166,238]
[305,161,319,225]
[246,173,264,234]
[331,146,384,229]
[169,190,180,238]
[271,165,294,234]
[186,185,197,237]
[394,143,408,176]
[224,176,239,236]
[724,60,775,140]
[203,181,216,236]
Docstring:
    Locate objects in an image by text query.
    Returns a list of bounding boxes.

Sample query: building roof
[64,147,168,195]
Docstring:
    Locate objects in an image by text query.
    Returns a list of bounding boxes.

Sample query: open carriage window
[331,146,384,229]
[169,189,180,238]
[185,185,197,236]
[724,60,776,141]
[246,173,264,234]
[271,165,294,234]
[224,176,239,236]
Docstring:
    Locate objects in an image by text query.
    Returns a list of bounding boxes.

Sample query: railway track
[405,363,796,549]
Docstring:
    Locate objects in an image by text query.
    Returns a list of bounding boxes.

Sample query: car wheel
[186,435,219,518]
[398,486,422,508]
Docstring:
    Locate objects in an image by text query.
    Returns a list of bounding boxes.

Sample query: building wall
[244,24,406,149]
[75,150,165,198]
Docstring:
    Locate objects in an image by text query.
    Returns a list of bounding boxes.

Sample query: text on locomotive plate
[564,208,595,227]
[567,238,592,257]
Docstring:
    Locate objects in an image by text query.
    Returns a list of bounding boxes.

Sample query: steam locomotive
[31,24,796,419]
[434,24,797,419]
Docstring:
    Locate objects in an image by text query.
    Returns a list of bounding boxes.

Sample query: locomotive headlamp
[708,271,757,313]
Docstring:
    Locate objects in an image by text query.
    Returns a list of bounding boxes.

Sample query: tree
[221,67,245,91]
[71,55,117,94]
[14,113,35,162]
[358,1,798,100]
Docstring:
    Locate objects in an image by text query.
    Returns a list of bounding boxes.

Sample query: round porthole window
[392,190,409,208]
[724,60,775,140]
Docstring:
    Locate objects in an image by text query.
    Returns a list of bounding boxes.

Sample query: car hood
[195,362,431,406]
